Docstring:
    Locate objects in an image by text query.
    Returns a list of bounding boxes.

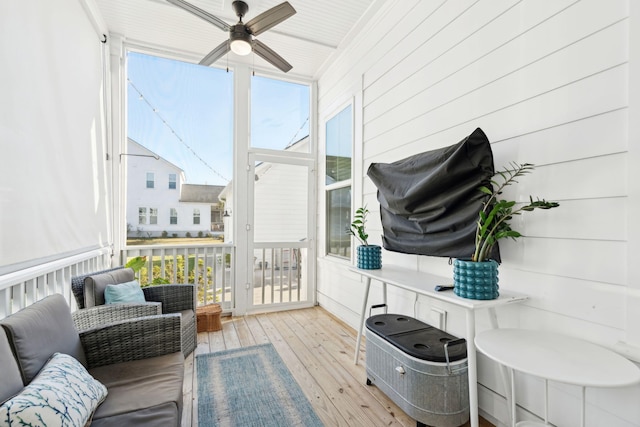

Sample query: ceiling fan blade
[245,2,296,36]
[252,39,292,73]
[199,40,230,66]
[166,0,230,32]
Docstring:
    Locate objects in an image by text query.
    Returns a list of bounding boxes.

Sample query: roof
[180,184,225,204]
[127,138,185,175]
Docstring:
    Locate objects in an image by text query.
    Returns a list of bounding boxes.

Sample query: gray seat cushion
[0,294,87,384]
[0,329,23,403]
[84,268,135,308]
[89,352,184,426]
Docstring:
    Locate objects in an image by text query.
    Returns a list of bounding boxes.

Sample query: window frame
[169,208,178,225]
[168,173,177,190]
[146,172,155,189]
[149,207,158,225]
[138,207,147,225]
[324,102,354,259]
[193,208,200,225]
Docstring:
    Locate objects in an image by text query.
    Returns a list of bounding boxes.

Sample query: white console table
[349,265,528,427]
[475,329,640,427]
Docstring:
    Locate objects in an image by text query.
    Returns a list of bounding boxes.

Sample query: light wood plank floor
[182,306,494,427]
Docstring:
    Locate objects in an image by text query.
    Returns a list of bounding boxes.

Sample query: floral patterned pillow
[0,352,108,427]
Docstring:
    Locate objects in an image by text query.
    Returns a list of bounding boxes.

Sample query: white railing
[0,242,309,319]
[121,243,234,309]
[123,242,311,310]
[252,243,307,307]
[0,247,112,319]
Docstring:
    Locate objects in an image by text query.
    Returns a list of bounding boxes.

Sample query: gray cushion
[0,329,23,403]
[72,266,125,309]
[84,268,136,308]
[0,294,87,384]
[89,352,183,425]
[90,403,180,427]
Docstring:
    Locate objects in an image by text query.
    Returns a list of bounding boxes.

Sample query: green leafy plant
[348,206,370,246]
[473,162,560,262]
[125,255,147,274]
[125,255,170,286]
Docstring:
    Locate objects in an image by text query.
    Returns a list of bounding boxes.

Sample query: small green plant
[348,206,370,246]
[125,255,147,274]
[125,255,170,286]
[473,162,560,262]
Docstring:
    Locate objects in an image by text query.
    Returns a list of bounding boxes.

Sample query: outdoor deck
[182,306,494,427]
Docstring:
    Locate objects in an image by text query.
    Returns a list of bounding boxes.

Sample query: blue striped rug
[196,343,324,426]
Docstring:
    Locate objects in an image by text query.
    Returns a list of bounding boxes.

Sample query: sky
[127,52,310,186]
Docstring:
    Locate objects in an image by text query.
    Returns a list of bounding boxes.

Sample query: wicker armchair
[71,267,196,357]
[142,285,197,357]
[78,313,182,368]
[72,302,162,331]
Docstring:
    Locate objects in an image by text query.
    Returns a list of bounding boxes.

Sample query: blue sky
[127,52,309,186]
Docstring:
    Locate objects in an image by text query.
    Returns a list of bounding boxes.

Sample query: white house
[221,136,309,243]
[126,139,224,238]
[221,136,309,268]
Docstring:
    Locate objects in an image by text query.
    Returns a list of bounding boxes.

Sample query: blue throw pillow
[104,279,146,304]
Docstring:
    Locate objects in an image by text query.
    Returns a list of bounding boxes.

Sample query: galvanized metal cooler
[365,314,470,427]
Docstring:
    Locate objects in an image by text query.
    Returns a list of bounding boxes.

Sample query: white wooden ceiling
[94,0,383,79]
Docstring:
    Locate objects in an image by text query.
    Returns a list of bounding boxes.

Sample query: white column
[233,64,251,315]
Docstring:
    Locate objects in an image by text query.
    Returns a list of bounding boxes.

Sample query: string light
[130,78,310,173]
[128,78,230,183]
[285,116,309,148]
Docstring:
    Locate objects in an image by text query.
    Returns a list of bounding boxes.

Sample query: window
[193,209,200,225]
[325,104,352,258]
[126,51,234,246]
[138,207,147,225]
[149,208,158,225]
[146,172,154,189]
[251,76,310,151]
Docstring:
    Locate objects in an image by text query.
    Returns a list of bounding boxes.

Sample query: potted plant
[348,205,382,269]
[453,162,560,300]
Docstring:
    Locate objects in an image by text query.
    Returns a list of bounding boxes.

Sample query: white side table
[349,266,528,427]
[475,329,640,427]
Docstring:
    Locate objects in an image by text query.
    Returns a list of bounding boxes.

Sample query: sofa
[0,294,184,426]
[71,266,197,357]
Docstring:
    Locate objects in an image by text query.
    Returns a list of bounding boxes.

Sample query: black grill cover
[367,127,499,262]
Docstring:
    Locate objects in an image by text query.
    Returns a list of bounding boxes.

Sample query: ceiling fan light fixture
[230,26,252,56]
[230,38,252,55]
[168,0,295,71]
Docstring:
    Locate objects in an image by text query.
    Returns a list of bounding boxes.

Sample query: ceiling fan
[166,0,296,72]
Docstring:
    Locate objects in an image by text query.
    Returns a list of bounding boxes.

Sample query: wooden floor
[182,306,494,427]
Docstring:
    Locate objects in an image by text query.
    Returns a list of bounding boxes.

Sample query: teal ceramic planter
[357,245,382,269]
[453,259,499,300]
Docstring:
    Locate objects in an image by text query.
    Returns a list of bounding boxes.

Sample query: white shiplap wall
[316,0,640,425]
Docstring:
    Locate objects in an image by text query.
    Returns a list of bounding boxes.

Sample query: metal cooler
[365,314,470,427]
